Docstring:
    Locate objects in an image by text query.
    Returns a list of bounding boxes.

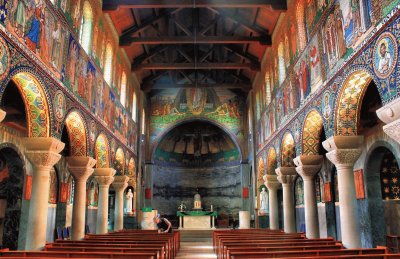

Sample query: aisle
[175,230,217,259]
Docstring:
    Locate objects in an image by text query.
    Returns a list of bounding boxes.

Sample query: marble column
[377,97,400,144]
[23,137,65,250]
[265,174,281,230]
[323,136,363,248]
[276,167,297,233]
[0,109,6,122]
[66,156,96,240]
[112,175,129,231]
[94,168,116,234]
[294,155,323,239]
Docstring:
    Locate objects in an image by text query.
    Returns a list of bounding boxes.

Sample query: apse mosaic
[302,110,324,155]
[150,88,244,145]
[95,134,109,168]
[65,111,87,157]
[12,72,49,137]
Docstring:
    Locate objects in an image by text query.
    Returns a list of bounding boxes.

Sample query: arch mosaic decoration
[65,111,87,156]
[257,157,265,210]
[335,70,373,136]
[302,110,324,155]
[281,132,295,167]
[267,147,277,174]
[114,147,125,175]
[127,157,136,184]
[95,134,110,168]
[12,72,50,137]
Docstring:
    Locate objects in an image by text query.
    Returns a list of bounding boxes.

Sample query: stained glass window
[295,177,304,205]
[120,72,127,107]
[104,42,113,85]
[296,0,307,51]
[278,42,286,85]
[132,93,137,121]
[380,150,400,200]
[265,73,271,105]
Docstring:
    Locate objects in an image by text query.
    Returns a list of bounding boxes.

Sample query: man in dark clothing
[154,216,172,233]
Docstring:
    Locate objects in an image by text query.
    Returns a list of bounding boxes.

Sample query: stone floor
[175,230,217,259]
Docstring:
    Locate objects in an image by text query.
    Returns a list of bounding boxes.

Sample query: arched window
[141,109,145,135]
[79,1,93,53]
[120,72,127,107]
[104,42,113,85]
[132,93,137,121]
[296,0,307,51]
[278,42,286,85]
[265,73,271,105]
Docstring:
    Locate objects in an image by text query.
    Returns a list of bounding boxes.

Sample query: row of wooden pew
[0,230,180,259]
[213,229,400,259]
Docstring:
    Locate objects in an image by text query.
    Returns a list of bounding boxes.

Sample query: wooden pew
[0,249,157,258]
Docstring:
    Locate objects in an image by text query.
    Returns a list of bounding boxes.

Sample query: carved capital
[112,175,129,191]
[382,119,400,144]
[94,168,116,187]
[0,109,6,123]
[322,136,363,152]
[276,167,297,185]
[66,156,96,182]
[23,137,65,170]
[294,155,323,180]
[376,97,400,124]
[265,174,281,191]
[325,148,362,168]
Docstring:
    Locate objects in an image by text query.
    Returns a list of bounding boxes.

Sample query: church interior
[0,0,399,258]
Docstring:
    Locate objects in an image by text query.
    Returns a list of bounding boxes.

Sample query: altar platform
[177,211,218,230]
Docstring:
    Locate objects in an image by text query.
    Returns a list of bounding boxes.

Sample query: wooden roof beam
[133,62,261,71]
[121,36,271,46]
[104,0,287,11]
[141,83,251,92]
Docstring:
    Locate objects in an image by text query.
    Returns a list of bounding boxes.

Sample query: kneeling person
[154,216,172,233]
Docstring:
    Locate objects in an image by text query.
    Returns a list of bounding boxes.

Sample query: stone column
[23,137,65,250]
[294,155,322,239]
[276,167,297,233]
[94,168,116,234]
[0,109,6,122]
[240,161,251,211]
[66,156,96,240]
[265,175,281,230]
[377,97,400,144]
[323,136,363,248]
[112,175,129,231]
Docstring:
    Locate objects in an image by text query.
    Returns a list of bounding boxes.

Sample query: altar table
[177,211,218,229]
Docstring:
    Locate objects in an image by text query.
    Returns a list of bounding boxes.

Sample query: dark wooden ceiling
[105,0,286,94]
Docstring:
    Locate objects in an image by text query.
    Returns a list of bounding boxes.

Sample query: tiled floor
[175,230,217,258]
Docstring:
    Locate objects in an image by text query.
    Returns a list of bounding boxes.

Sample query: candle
[210,205,213,211]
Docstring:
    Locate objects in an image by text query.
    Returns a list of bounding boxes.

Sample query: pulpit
[177,211,218,229]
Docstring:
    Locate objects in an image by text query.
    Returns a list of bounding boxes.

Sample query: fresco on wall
[150,88,244,145]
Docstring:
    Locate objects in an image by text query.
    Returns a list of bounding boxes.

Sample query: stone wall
[152,165,241,217]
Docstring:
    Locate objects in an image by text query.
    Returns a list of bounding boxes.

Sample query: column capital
[66,156,96,181]
[322,136,363,167]
[294,155,323,180]
[0,109,6,123]
[112,175,129,191]
[265,174,281,190]
[276,167,297,185]
[23,137,65,170]
[94,168,116,186]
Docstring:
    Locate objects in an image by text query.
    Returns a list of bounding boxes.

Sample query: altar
[177,211,218,229]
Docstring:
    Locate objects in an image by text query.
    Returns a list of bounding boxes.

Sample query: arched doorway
[152,121,242,228]
[366,146,400,247]
[0,147,24,250]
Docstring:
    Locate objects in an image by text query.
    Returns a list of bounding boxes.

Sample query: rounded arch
[64,110,88,156]
[95,133,110,168]
[150,118,243,163]
[267,147,277,175]
[127,157,136,184]
[335,70,382,135]
[2,72,51,137]
[114,147,125,175]
[257,157,265,187]
[302,109,324,155]
[281,132,295,167]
